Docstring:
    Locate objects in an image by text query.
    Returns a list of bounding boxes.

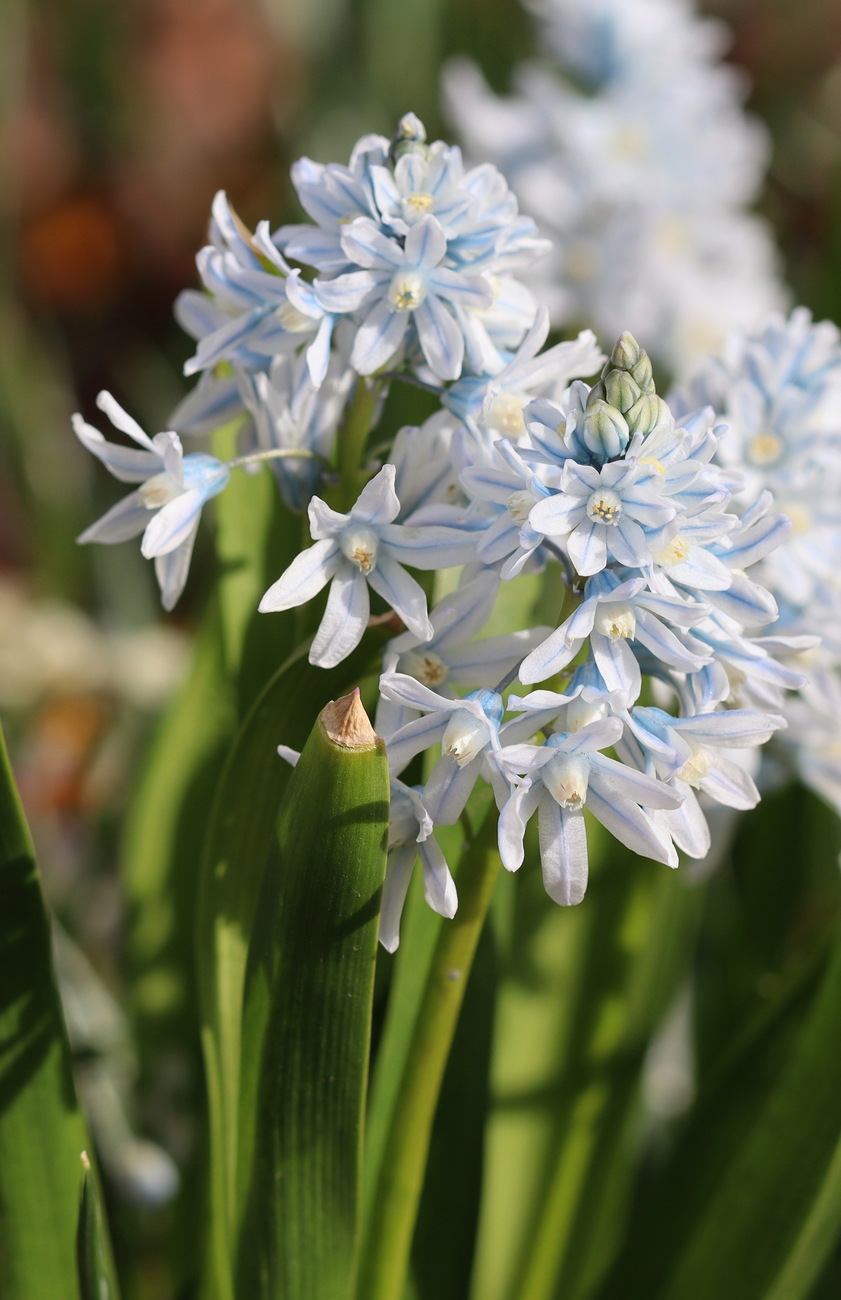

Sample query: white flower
[74,392,230,610]
[259,465,474,667]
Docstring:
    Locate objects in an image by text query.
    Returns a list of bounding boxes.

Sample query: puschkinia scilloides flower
[258,464,476,668]
[73,392,231,610]
[350,328,805,945]
[674,307,841,815]
[174,112,551,416]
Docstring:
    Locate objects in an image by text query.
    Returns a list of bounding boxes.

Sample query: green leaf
[197,630,389,1296]
[597,910,841,1300]
[472,837,699,1300]
[76,1152,121,1300]
[0,720,89,1300]
[235,690,389,1299]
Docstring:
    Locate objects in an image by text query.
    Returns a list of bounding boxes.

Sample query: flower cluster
[445,0,786,377]
[170,114,557,513]
[72,118,805,952]
[675,308,841,814]
[265,328,801,946]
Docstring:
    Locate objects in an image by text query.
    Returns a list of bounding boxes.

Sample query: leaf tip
[320,688,380,750]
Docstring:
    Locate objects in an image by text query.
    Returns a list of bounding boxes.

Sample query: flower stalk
[354,803,502,1300]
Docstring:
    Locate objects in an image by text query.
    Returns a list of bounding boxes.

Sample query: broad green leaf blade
[76,1152,121,1300]
[597,912,841,1300]
[197,630,389,1296]
[0,721,89,1300]
[235,692,389,1299]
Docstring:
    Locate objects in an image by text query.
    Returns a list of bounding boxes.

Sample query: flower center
[654,535,690,567]
[404,191,434,216]
[388,269,427,312]
[341,525,379,574]
[507,489,534,524]
[487,392,526,436]
[748,432,784,466]
[139,473,181,510]
[676,744,712,787]
[586,488,622,526]
[401,650,449,687]
[543,754,590,809]
[442,709,490,767]
[276,301,314,333]
[594,603,636,640]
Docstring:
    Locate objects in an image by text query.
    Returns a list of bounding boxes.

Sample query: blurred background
[4,1,841,1295]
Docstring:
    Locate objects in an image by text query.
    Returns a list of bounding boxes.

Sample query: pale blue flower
[519,568,712,691]
[528,457,677,576]
[314,215,493,380]
[74,392,230,609]
[178,192,322,379]
[496,717,682,905]
[259,464,474,667]
[380,777,458,952]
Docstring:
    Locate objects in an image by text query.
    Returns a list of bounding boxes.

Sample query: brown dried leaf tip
[320,688,381,750]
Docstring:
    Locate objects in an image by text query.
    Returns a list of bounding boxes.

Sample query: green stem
[354,807,502,1300]
[335,376,384,510]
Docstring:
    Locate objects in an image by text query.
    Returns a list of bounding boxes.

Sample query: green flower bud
[610,331,642,372]
[602,368,642,414]
[390,112,428,164]
[581,399,630,458]
[626,391,668,435]
[630,351,654,391]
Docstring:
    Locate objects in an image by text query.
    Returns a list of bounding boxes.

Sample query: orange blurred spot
[19,194,122,312]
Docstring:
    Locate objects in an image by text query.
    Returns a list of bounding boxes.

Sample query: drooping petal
[414,296,464,381]
[497,782,542,872]
[418,836,458,919]
[154,525,199,611]
[585,784,678,867]
[351,300,409,375]
[538,796,589,906]
[423,753,483,825]
[309,566,370,668]
[379,846,417,953]
[368,554,432,642]
[141,488,206,559]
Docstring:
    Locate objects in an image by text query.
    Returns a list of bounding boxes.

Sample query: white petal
[368,554,432,641]
[95,392,156,449]
[498,782,541,872]
[77,489,150,544]
[379,846,417,952]
[72,413,161,483]
[423,754,482,825]
[154,526,198,611]
[309,567,370,668]
[418,837,458,918]
[414,297,464,381]
[538,796,589,905]
[351,300,409,374]
[141,488,205,558]
[259,539,341,611]
[353,464,401,526]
